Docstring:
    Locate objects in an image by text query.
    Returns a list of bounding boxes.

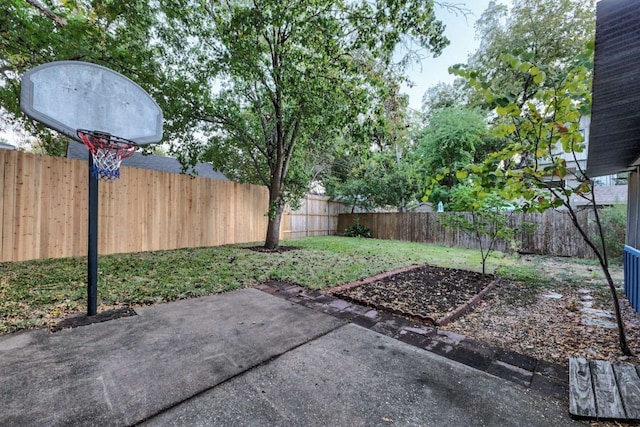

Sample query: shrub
[344,223,372,238]
[597,204,626,263]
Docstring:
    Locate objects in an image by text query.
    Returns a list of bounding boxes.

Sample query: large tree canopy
[163,0,449,248]
[414,106,487,205]
[465,0,596,106]
[0,1,184,150]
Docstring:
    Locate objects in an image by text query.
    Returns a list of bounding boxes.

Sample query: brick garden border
[435,278,501,326]
[322,264,422,295]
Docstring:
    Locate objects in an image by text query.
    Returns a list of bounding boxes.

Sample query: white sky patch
[401,0,510,112]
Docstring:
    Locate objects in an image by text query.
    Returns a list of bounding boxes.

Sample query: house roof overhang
[587,0,640,177]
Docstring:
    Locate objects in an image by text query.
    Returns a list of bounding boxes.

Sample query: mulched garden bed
[330,264,496,325]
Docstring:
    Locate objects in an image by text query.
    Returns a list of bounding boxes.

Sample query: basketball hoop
[77,129,138,181]
[22,62,163,316]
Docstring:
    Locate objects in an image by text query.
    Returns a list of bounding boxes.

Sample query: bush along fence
[338,211,599,258]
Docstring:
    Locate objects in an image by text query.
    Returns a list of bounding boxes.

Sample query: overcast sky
[2,1,507,146]
[401,0,508,112]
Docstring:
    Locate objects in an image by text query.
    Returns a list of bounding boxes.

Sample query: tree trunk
[600,258,633,355]
[264,181,284,250]
[264,205,283,250]
[559,196,633,356]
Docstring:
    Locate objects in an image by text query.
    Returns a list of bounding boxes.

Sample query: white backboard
[21,61,163,145]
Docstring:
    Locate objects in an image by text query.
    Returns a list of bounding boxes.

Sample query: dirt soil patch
[332,265,496,324]
[331,260,640,369]
[246,245,301,253]
[49,306,136,332]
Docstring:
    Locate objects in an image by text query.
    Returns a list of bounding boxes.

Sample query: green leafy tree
[464,0,595,108]
[420,80,469,119]
[414,106,487,203]
[323,143,377,213]
[369,152,421,212]
[324,144,421,213]
[175,0,449,248]
[0,1,182,154]
[440,43,633,355]
[324,77,422,212]
[442,186,531,276]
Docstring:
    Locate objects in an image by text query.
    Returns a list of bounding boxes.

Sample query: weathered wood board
[591,360,625,419]
[569,357,640,421]
[614,364,640,419]
[569,357,597,418]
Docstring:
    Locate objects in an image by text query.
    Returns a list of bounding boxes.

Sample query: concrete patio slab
[0,288,342,427]
[0,288,580,427]
[142,323,580,427]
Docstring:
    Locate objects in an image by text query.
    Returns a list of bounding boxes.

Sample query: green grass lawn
[0,236,622,334]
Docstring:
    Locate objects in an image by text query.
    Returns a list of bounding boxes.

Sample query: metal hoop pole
[77,129,138,316]
[87,154,99,316]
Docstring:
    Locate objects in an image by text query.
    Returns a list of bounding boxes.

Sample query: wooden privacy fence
[0,150,270,262]
[338,211,598,258]
[280,195,350,239]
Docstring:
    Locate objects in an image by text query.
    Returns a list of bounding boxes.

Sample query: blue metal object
[624,245,640,313]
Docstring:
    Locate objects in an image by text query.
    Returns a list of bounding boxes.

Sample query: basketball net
[77,130,138,181]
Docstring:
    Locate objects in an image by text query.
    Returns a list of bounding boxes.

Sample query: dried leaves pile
[334,265,494,321]
[441,280,640,366]
[336,257,640,367]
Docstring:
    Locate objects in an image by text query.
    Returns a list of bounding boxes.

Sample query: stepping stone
[543,292,563,299]
[581,308,614,318]
[581,317,617,329]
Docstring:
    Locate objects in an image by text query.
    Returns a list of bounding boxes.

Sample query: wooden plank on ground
[614,364,640,420]
[591,360,626,419]
[569,357,597,418]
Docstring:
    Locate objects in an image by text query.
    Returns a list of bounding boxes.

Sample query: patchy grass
[0,236,619,335]
[494,264,553,306]
[494,254,623,306]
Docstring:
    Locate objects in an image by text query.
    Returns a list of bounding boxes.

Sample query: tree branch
[24,0,67,26]
[281,117,301,182]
